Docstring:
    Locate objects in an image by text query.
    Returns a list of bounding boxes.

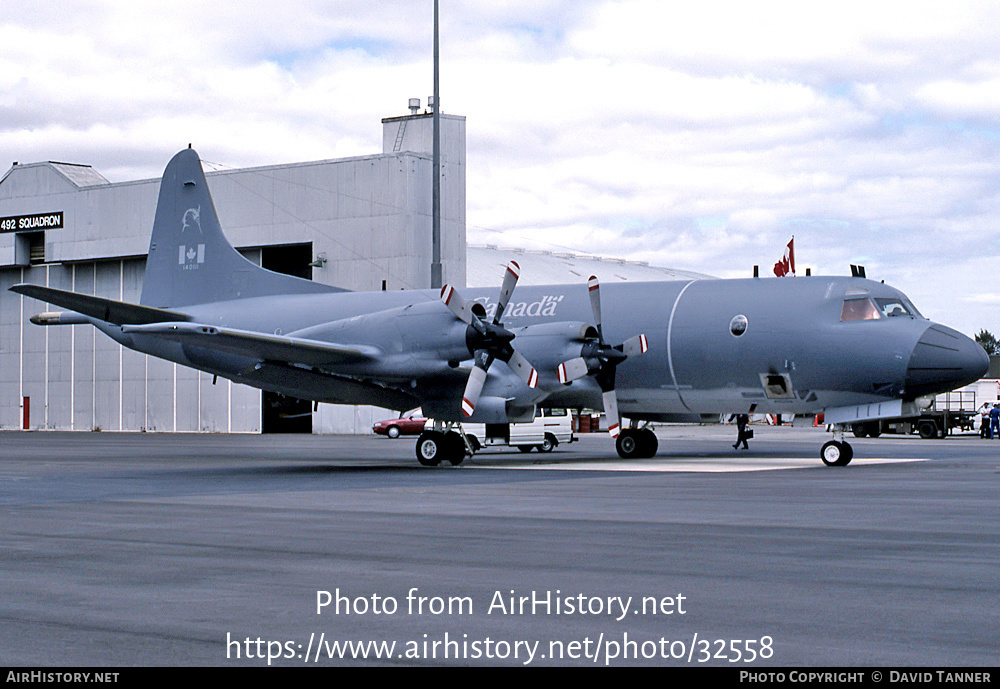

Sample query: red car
[373,410,428,438]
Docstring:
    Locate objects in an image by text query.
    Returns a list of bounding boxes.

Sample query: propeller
[556,275,648,438]
[441,261,538,418]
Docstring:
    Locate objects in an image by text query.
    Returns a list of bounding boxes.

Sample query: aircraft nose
[905,324,989,397]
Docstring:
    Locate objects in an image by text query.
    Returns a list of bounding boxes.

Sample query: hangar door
[258,243,314,434]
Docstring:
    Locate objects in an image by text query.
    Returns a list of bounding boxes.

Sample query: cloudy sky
[3,0,1000,336]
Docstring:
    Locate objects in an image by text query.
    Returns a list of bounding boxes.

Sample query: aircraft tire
[639,429,658,458]
[444,432,465,466]
[820,440,853,467]
[416,431,444,466]
[616,430,643,459]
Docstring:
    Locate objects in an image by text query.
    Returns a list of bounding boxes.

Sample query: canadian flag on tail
[773,237,795,277]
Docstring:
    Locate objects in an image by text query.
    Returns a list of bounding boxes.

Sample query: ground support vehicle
[464,407,576,453]
[851,387,984,439]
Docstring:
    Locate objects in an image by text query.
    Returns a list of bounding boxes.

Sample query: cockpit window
[874,297,914,318]
[841,296,922,321]
[841,298,880,322]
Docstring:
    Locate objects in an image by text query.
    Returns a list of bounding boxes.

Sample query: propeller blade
[447,265,538,416]
[461,363,489,417]
[504,349,538,388]
[622,333,649,357]
[441,284,477,326]
[588,276,603,338]
[557,357,590,385]
[603,390,620,438]
[494,261,520,325]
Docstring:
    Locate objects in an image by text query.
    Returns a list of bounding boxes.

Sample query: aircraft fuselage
[106,275,986,423]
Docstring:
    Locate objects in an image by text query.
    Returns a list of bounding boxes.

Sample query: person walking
[733,412,751,450]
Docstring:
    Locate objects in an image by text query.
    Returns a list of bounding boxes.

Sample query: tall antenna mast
[430,0,443,289]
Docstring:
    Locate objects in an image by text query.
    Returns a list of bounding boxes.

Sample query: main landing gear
[615,427,658,459]
[820,427,853,466]
[415,430,469,466]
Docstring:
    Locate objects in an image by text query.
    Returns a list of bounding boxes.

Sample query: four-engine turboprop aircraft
[11,148,989,466]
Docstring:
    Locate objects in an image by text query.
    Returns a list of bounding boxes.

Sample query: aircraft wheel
[444,432,465,466]
[820,440,853,467]
[537,434,557,453]
[387,425,401,439]
[616,429,643,459]
[639,429,658,458]
[416,431,444,466]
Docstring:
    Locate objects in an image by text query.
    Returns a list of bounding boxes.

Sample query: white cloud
[3,0,1000,337]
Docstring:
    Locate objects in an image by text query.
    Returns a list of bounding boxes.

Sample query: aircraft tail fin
[140,147,341,308]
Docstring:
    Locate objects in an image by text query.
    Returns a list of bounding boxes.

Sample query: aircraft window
[841,298,880,322]
[730,315,748,337]
[874,297,915,318]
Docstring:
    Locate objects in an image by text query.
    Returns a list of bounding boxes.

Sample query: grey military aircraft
[11,148,989,467]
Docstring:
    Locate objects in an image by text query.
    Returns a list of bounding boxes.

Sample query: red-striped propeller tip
[461,398,475,417]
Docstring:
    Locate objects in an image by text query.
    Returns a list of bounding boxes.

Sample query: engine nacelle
[291,300,472,364]
[423,396,534,424]
[510,321,598,382]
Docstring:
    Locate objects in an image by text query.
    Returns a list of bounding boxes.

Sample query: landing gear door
[759,372,796,400]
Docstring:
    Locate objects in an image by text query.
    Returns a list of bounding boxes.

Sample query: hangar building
[0,104,708,434]
[1,104,467,433]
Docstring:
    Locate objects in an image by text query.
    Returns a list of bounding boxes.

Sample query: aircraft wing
[10,283,191,325]
[121,322,380,367]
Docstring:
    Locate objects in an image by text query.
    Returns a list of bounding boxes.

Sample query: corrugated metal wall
[2,259,262,432]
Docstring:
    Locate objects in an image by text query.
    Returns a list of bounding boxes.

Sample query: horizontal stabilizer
[121,322,379,367]
[11,284,191,325]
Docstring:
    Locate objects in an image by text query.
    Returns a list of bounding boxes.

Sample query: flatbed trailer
[851,388,981,439]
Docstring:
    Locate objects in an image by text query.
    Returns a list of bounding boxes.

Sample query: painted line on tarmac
[475,457,929,473]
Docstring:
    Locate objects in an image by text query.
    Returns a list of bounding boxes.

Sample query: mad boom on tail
[12,149,988,466]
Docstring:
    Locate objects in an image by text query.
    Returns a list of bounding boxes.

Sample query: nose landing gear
[820,427,853,466]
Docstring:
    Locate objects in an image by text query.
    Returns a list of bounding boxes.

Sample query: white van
[464,407,576,453]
